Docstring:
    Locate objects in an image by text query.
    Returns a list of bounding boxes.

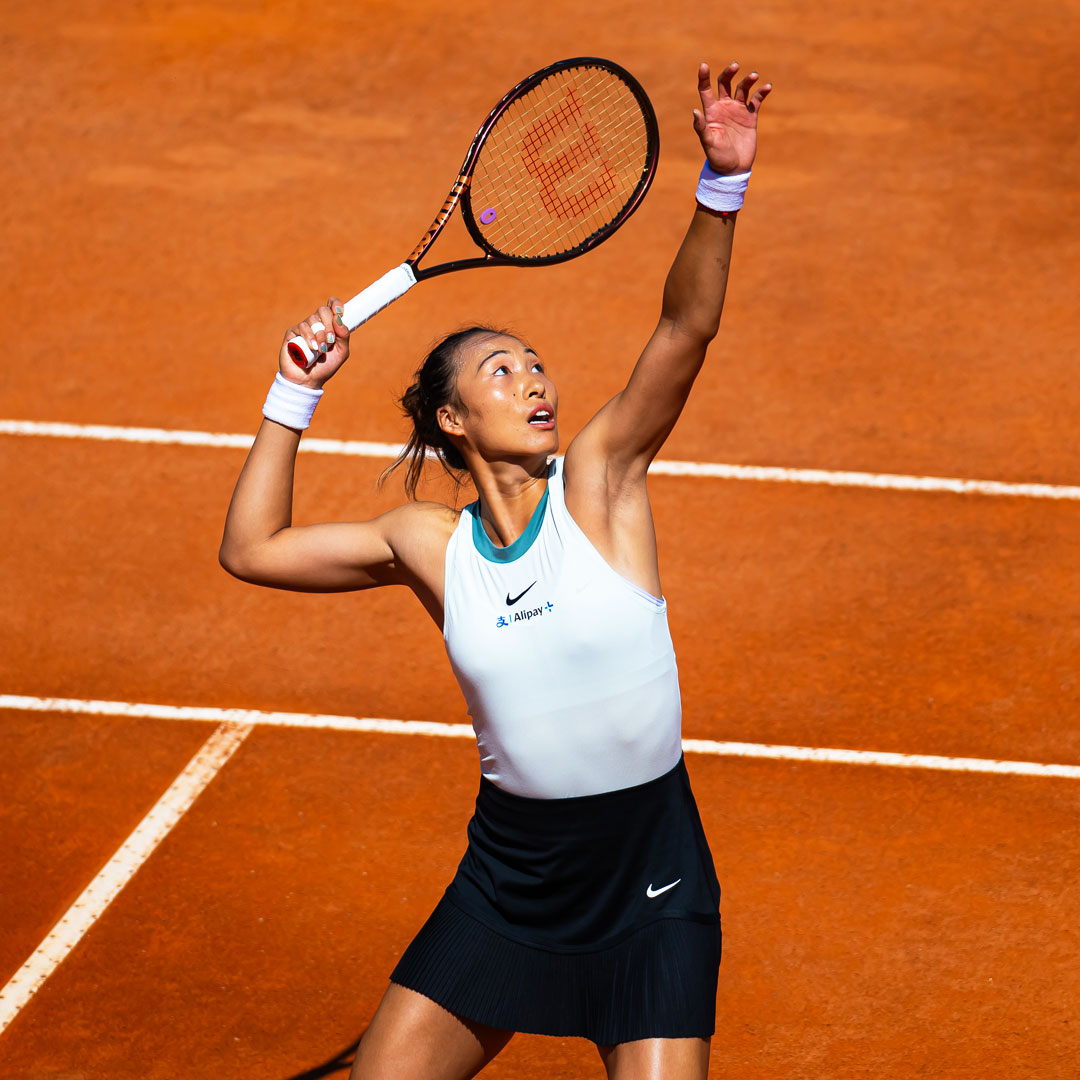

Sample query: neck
[467,454,550,548]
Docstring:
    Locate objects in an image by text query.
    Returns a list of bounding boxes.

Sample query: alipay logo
[496,601,555,628]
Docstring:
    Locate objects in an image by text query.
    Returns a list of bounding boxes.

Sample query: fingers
[328,296,348,338]
[283,297,351,375]
[749,82,773,113]
[697,61,717,110]
[733,70,759,104]
[292,314,323,362]
[717,61,738,99]
[314,302,336,354]
[303,300,349,354]
[289,317,320,372]
[703,61,772,110]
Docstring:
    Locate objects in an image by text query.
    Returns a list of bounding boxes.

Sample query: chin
[487,427,559,462]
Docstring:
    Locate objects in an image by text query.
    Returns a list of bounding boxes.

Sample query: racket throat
[408,175,472,266]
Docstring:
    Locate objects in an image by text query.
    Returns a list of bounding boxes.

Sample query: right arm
[219,300,451,597]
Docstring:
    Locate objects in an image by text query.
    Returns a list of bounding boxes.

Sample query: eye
[493,364,509,375]
[531,361,545,373]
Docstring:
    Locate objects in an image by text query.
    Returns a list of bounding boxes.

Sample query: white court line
[0,721,252,1035]
[3,694,1078,780]
[4,418,1080,501]
[0,419,401,459]
[0,696,1075,1033]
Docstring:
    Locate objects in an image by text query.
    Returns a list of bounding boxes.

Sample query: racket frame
[408,56,660,280]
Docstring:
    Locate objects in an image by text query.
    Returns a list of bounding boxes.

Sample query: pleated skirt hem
[390,894,721,1044]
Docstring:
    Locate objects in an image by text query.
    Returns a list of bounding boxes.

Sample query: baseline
[3,419,1080,501]
[3,694,1077,781]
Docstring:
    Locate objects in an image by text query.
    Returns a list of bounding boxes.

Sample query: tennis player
[221,60,769,1080]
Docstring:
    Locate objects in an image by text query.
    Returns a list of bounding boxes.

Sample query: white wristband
[696,163,751,213]
[262,372,323,431]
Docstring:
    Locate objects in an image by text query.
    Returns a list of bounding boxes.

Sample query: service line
[3,419,1080,501]
[3,694,1078,780]
[0,720,253,1035]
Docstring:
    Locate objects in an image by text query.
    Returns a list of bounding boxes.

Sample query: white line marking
[3,418,1079,501]
[3,694,1077,780]
[0,696,1074,1027]
[679,739,1080,779]
[0,694,474,739]
[0,419,401,459]
[0,720,252,1034]
[646,459,1080,500]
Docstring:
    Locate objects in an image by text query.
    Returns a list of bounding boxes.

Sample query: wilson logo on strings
[520,88,617,220]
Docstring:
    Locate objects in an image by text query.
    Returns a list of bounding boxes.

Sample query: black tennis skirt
[390,755,722,1044]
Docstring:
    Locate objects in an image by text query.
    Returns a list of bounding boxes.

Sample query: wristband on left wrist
[696,163,751,213]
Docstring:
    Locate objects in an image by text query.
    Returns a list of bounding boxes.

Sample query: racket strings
[480,74,643,252]
[470,66,652,259]
[519,90,618,216]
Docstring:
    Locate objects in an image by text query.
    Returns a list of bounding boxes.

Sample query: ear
[437,403,464,438]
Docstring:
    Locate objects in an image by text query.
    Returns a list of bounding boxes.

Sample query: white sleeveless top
[442,457,683,798]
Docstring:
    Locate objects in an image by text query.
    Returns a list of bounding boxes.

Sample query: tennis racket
[288,56,659,367]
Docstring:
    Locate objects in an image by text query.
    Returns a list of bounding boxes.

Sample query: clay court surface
[2,1,1079,1077]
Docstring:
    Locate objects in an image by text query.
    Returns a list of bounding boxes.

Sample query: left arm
[568,60,771,479]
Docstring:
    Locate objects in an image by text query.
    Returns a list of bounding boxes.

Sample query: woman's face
[439,332,559,462]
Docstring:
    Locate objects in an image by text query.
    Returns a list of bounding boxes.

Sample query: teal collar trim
[471,488,549,563]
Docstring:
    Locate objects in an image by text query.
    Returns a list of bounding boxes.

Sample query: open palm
[692,61,771,175]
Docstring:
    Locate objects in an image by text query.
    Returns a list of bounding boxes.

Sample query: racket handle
[286,263,419,367]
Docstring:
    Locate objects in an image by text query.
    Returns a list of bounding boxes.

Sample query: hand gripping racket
[288,56,659,367]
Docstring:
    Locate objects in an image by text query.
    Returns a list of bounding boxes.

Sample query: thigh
[597,1037,711,1080]
[350,982,514,1080]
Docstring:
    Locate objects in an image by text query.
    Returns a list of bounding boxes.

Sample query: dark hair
[381,325,507,499]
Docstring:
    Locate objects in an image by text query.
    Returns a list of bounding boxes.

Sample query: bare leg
[597,1037,711,1080]
[350,982,513,1080]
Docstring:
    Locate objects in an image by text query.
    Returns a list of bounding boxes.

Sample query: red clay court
[2,2,1078,1077]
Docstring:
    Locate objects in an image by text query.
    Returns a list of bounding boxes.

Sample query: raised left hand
[692,61,772,175]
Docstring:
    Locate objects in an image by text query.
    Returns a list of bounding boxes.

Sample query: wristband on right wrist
[262,372,323,431]
[696,163,751,213]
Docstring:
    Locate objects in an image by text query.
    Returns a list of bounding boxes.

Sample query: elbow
[658,313,719,351]
[218,543,240,578]
[218,541,254,582]
[659,288,726,346]
[688,320,721,346]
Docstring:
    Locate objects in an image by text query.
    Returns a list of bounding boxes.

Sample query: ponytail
[381,326,505,499]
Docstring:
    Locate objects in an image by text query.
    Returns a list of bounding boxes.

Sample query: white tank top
[442,457,683,798]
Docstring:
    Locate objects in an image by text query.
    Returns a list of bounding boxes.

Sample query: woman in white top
[221,60,770,1080]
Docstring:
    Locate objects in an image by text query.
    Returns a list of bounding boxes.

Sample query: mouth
[527,404,555,430]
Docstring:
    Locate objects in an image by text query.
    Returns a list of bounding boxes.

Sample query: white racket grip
[285,263,418,367]
[341,263,417,331]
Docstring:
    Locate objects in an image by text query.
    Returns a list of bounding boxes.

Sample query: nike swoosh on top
[506,582,537,606]
[646,879,681,898]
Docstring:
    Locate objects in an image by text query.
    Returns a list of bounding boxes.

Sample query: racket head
[458,58,659,267]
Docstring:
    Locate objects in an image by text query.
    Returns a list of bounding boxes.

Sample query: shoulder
[374,499,464,594]
[382,499,462,546]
